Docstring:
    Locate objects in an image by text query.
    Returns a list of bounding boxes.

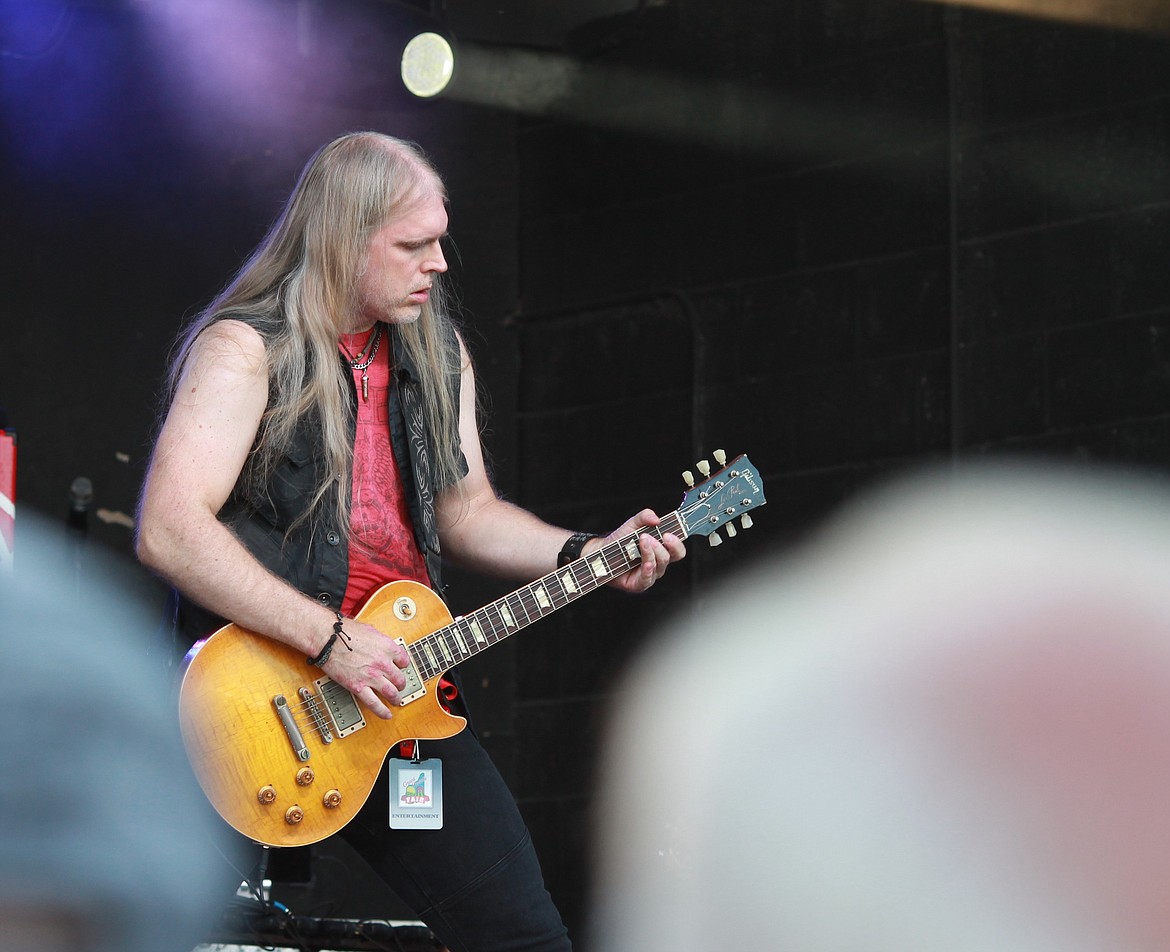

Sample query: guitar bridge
[299,686,334,744]
[273,694,311,761]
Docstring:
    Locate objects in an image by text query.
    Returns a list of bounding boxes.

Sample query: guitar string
[285,502,722,736]
[313,515,690,688]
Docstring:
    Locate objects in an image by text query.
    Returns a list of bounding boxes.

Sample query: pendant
[362,371,369,401]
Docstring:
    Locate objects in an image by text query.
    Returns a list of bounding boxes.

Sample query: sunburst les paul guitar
[179,452,765,847]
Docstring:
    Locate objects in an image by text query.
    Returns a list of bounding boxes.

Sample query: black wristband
[307,632,338,667]
[558,531,601,568]
[308,611,352,667]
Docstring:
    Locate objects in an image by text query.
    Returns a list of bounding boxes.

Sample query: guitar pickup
[393,637,426,706]
[314,677,367,738]
[311,638,426,738]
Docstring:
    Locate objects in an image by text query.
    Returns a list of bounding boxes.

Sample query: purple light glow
[1,0,437,230]
[0,1,138,189]
[138,0,347,137]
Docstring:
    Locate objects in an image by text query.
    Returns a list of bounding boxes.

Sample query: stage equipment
[914,0,1170,33]
[401,30,454,98]
[206,894,441,951]
[0,428,13,572]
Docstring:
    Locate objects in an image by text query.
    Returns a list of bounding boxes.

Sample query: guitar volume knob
[323,789,342,809]
[296,767,315,786]
[284,805,304,825]
[257,785,277,804]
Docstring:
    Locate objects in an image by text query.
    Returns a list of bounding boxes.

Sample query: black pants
[340,727,571,952]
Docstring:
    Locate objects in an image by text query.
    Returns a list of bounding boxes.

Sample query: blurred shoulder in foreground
[592,461,1170,952]
[0,515,227,952]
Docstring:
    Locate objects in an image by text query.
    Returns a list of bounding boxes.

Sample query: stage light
[401,31,454,98]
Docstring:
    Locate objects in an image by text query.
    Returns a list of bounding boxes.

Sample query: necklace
[340,323,383,401]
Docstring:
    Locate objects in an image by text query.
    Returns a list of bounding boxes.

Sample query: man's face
[355,189,449,328]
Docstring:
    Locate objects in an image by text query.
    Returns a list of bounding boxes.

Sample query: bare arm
[136,320,409,718]
[436,341,686,591]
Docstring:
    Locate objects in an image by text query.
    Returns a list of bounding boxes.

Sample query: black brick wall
[503,2,1170,939]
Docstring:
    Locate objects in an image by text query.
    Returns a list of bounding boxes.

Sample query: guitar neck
[407,511,688,681]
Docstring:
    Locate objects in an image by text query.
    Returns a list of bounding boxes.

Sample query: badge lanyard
[389,740,444,829]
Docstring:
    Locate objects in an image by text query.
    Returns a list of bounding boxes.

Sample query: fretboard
[406,511,688,681]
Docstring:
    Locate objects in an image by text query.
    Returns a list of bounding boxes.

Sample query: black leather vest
[174,322,466,644]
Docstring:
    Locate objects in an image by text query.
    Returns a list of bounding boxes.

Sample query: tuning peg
[725,523,738,538]
[713,449,726,466]
[696,459,711,478]
[741,514,754,529]
[682,470,695,488]
[708,532,722,547]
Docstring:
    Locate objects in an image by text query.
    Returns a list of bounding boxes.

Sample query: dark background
[3,0,1170,944]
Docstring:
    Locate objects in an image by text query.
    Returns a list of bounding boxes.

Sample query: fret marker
[437,638,454,665]
[534,585,551,609]
[469,619,486,645]
[453,624,470,655]
[590,555,607,579]
[560,571,578,594]
[624,540,639,563]
[500,605,517,629]
[423,642,439,670]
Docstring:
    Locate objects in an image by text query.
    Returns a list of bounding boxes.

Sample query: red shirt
[339,327,430,616]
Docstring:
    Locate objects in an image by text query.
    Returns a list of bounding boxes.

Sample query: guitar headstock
[678,450,766,545]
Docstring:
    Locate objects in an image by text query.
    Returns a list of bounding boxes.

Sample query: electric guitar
[179,452,765,847]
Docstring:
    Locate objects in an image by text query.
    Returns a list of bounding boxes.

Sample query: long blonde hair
[166,131,464,535]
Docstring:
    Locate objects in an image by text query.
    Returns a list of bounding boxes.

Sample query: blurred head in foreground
[0,517,225,952]
[592,462,1170,952]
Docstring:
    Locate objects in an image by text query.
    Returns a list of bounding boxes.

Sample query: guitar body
[177,453,765,849]
[178,580,466,848]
